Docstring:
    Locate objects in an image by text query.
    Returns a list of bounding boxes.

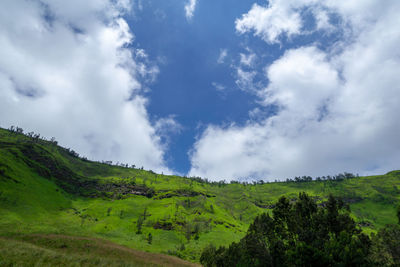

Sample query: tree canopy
[201,193,400,267]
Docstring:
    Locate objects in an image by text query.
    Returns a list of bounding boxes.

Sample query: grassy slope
[0,128,399,263]
[0,234,199,267]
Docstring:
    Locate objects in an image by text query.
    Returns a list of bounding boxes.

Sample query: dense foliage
[201,193,400,267]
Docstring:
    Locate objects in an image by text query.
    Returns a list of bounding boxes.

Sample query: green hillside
[0,127,399,264]
[0,235,199,267]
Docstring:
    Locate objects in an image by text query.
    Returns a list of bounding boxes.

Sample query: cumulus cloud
[235,0,304,44]
[0,0,175,173]
[184,0,197,21]
[235,0,363,44]
[190,0,400,181]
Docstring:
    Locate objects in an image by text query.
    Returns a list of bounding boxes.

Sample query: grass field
[1,127,399,264]
[0,234,200,267]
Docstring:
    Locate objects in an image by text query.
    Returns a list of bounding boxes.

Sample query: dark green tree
[369,224,400,266]
[184,223,192,242]
[136,216,143,234]
[369,206,400,266]
[201,193,371,267]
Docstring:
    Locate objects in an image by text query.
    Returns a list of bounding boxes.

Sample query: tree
[136,216,143,234]
[397,205,400,224]
[184,223,192,242]
[201,193,371,267]
[210,204,214,214]
[15,127,23,134]
[142,207,150,220]
[200,245,217,266]
[369,207,400,266]
[369,224,400,266]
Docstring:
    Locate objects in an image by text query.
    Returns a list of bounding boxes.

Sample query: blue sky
[126,0,346,175]
[1,0,400,181]
[128,0,267,173]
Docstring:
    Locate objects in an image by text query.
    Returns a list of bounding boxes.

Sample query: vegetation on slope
[0,126,399,264]
[200,193,400,266]
[0,234,199,267]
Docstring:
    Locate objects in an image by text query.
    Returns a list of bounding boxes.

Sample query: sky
[1,0,400,181]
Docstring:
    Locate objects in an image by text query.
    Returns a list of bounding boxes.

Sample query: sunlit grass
[1,127,399,263]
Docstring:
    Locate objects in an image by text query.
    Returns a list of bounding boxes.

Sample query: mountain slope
[0,127,399,263]
[0,234,200,267]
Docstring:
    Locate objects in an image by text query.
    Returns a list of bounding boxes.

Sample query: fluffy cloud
[235,0,384,44]
[184,0,197,21]
[189,0,400,181]
[235,0,304,44]
[264,47,338,117]
[0,0,173,173]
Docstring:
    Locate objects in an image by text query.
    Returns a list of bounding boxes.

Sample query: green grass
[0,234,200,267]
[0,127,399,264]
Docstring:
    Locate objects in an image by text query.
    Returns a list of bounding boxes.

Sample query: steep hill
[0,127,399,263]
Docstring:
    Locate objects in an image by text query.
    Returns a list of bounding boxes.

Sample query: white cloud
[313,9,332,31]
[240,52,257,67]
[217,49,228,64]
[233,49,260,95]
[235,68,258,94]
[184,0,197,21]
[190,0,400,181]
[263,47,338,117]
[235,1,304,44]
[0,0,175,173]
[235,0,361,44]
